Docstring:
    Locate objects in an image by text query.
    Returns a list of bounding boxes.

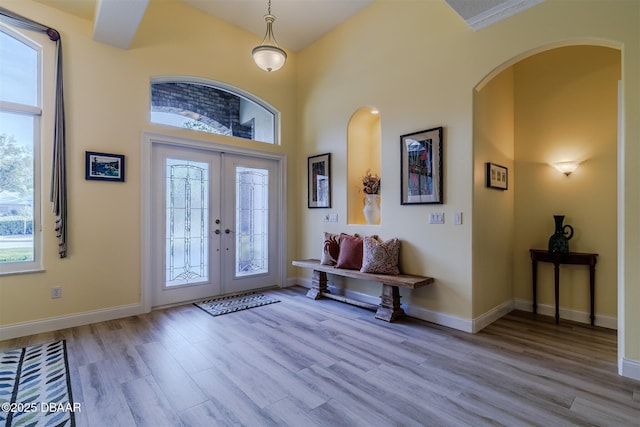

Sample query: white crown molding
[466,0,545,31]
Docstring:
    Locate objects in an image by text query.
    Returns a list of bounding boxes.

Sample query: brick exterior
[151,82,254,139]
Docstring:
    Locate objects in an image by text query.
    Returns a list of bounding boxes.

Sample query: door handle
[225,229,234,234]
[214,229,220,234]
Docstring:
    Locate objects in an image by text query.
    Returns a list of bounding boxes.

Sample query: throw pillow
[320,232,342,265]
[361,237,400,275]
[335,233,364,270]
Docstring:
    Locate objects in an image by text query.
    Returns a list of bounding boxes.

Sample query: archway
[473,43,621,339]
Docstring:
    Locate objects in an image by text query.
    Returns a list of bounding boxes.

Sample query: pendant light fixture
[252,0,287,72]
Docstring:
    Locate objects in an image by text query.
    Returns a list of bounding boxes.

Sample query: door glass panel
[165,158,209,287]
[235,166,268,277]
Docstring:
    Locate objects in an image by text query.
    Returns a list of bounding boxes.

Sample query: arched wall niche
[347,106,381,225]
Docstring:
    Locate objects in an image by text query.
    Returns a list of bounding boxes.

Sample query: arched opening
[347,106,381,225]
[473,44,621,333]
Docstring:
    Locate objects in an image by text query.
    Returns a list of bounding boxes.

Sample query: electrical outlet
[51,286,62,299]
[429,212,444,224]
[329,213,338,222]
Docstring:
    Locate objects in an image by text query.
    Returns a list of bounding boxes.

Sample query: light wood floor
[2,286,639,426]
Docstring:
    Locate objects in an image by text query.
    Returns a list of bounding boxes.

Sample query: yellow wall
[2,0,639,375]
[296,0,639,364]
[513,46,620,320]
[297,0,477,318]
[0,0,297,325]
[473,67,515,318]
[473,46,620,323]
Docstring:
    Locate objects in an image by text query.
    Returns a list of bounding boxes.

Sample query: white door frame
[141,132,287,312]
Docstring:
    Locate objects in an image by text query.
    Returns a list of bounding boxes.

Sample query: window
[150,78,278,144]
[0,25,42,273]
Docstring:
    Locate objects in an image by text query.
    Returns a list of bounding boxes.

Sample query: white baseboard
[294,277,476,332]
[293,278,618,333]
[472,300,515,333]
[513,298,618,330]
[620,357,640,381]
[0,303,143,341]
[3,278,637,382]
[285,277,298,287]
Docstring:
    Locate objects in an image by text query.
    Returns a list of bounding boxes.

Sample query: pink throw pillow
[335,234,363,270]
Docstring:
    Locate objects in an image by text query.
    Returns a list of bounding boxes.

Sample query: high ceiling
[32,0,544,51]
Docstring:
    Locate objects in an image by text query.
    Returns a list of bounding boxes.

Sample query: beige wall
[1,0,639,376]
[473,67,515,318]
[473,45,620,323]
[0,0,297,326]
[297,0,477,319]
[295,0,639,367]
[513,46,620,321]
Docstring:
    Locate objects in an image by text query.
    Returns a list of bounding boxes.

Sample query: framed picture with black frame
[400,126,443,204]
[85,151,125,182]
[308,153,331,208]
[486,162,508,190]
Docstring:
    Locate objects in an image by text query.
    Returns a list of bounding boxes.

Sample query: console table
[529,249,598,325]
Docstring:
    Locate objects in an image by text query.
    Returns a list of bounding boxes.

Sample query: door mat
[194,292,280,317]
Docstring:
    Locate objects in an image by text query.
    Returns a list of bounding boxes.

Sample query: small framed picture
[400,126,443,204]
[486,162,508,190]
[85,151,125,182]
[308,153,331,208]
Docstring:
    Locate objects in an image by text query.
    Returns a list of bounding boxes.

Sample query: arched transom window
[150,77,277,145]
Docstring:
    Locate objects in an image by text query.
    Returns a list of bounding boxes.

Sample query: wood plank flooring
[2,286,639,426]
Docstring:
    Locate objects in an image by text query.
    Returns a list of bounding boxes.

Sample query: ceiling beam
[93,0,149,49]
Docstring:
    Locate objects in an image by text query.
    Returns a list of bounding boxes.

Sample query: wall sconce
[552,161,580,176]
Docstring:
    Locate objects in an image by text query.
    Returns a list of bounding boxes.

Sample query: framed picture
[400,126,443,204]
[486,162,508,190]
[85,151,125,182]
[308,153,331,208]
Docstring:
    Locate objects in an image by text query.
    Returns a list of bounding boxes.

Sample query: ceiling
[33,0,544,51]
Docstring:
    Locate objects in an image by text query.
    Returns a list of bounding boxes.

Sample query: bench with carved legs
[292,259,434,322]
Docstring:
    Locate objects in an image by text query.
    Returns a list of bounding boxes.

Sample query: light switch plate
[429,212,444,224]
[454,212,462,225]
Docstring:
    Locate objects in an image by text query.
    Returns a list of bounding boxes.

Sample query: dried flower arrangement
[362,169,381,194]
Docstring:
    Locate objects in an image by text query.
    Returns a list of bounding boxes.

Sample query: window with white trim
[0,24,42,273]
[150,78,278,144]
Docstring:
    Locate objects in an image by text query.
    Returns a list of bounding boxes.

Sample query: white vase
[363,194,380,225]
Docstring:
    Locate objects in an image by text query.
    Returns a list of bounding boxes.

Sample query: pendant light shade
[252,1,287,72]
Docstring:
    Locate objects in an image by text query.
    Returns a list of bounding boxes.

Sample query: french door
[150,143,279,307]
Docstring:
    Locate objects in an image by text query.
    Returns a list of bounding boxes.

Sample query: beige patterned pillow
[360,237,400,275]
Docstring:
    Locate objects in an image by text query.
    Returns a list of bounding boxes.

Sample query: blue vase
[548,215,574,253]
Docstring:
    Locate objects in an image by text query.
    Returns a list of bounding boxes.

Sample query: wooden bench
[292,259,434,322]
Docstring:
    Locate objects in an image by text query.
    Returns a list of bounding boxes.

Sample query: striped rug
[194,292,280,317]
[0,340,76,427]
